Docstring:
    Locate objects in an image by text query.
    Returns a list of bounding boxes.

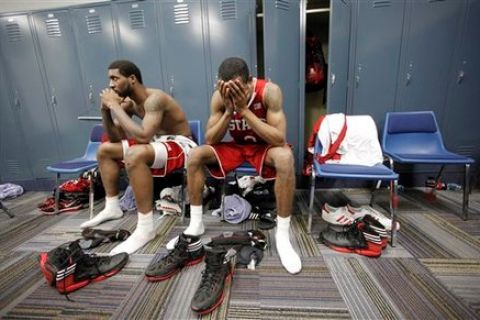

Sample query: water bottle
[446,183,462,191]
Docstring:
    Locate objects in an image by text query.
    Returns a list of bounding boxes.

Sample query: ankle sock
[276,216,302,274]
[110,211,156,255]
[166,205,204,250]
[80,195,123,228]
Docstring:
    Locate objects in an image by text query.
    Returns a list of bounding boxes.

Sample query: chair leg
[308,172,315,234]
[1,201,14,218]
[54,173,60,214]
[220,177,228,221]
[369,180,381,206]
[180,168,187,223]
[463,164,470,220]
[88,171,95,220]
[389,179,399,247]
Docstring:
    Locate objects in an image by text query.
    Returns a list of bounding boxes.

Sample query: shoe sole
[145,256,204,282]
[323,240,382,258]
[191,270,233,315]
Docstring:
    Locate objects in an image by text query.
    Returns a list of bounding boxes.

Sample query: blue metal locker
[205,0,257,89]
[327,0,352,114]
[72,4,117,117]
[0,14,59,180]
[114,0,164,89]
[31,9,92,160]
[395,0,463,119]
[351,0,404,127]
[443,0,480,161]
[0,54,34,182]
[156,0,211,125]
[263,0,302,169]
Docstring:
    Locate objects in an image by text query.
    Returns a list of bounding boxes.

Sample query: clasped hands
[217,79,249,116]
[100,88,123,111]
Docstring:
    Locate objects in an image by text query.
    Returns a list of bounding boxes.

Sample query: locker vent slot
[6,23,23,42]
[275,0,290,11]
[45,18,62,37]
[173,4,190,24]
[428,0,446,2]
[129,10,145,29]
[455,145,475,158]
[373,0,391,8]
[220,0,237,20]
[86,15,102,34]
[6,160,22,178]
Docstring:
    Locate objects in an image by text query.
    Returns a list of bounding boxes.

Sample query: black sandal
[79,228,131,249]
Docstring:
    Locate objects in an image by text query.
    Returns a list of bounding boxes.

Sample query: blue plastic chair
[382,111,475,220]
[308,137,400,245]
[47,124,104,217]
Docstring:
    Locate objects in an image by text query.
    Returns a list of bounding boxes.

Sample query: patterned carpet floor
[0,187,479,319]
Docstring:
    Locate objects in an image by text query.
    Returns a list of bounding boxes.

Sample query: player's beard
[117,83,132,98]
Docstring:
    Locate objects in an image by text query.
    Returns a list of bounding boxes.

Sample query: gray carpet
[0,187,479,319]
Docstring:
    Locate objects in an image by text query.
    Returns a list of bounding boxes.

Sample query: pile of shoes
[145,230,267,315]
[38,169,105,214]
[39,240,128,294]
[319,203,400,257]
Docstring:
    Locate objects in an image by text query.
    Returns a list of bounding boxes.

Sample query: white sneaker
[80,208,123,228]
[346,204,400,231]
[321,203,354,225]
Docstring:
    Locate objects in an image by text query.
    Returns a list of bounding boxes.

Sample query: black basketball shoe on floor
[39,240,128,294]
[191,246,234,315]
[145,233,204,282]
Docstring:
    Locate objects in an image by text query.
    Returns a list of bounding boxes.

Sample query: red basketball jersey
[228,78,267,144]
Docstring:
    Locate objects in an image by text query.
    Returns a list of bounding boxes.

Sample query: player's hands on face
[227,79,248,116]
[100,88,122,110]
[217,80,234,115]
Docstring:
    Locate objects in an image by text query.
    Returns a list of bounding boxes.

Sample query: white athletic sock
[80,195,123,228]
[110,211,156,255]
[166,205,204,250]
[275,216,302,274]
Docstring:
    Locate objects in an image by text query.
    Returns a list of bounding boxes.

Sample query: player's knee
[274,147,294,174]
[97,142,114,160]
[187,146,209,170]
[124,146,147,170]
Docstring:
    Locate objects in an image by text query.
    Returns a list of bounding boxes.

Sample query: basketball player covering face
[175,57,302,274]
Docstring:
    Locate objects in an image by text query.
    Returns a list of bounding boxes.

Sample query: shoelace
[197,261,224,294]
[157,242,189,266]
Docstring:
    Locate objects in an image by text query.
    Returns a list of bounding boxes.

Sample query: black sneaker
[39,241,128,294]
[145,233,204,282]
[191,246,234,315]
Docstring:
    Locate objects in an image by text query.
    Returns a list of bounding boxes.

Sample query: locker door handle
[169,86,174,97]
[13,90,20,108]
[331,73,336,85]
[51,95,57,107]
[88,85,94,103]
[355,75,360,88]
[457,70,465,84]
[406,73,412,86]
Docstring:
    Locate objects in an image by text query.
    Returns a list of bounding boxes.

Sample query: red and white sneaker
[346,204,400,231]
[321,203,354,225]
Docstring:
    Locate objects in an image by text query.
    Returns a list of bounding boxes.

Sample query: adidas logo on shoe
[321,203,354,225]
[39,240,128,294]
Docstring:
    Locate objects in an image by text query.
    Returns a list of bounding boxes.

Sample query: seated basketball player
[151,57,302,275]
[80,60,195,255]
